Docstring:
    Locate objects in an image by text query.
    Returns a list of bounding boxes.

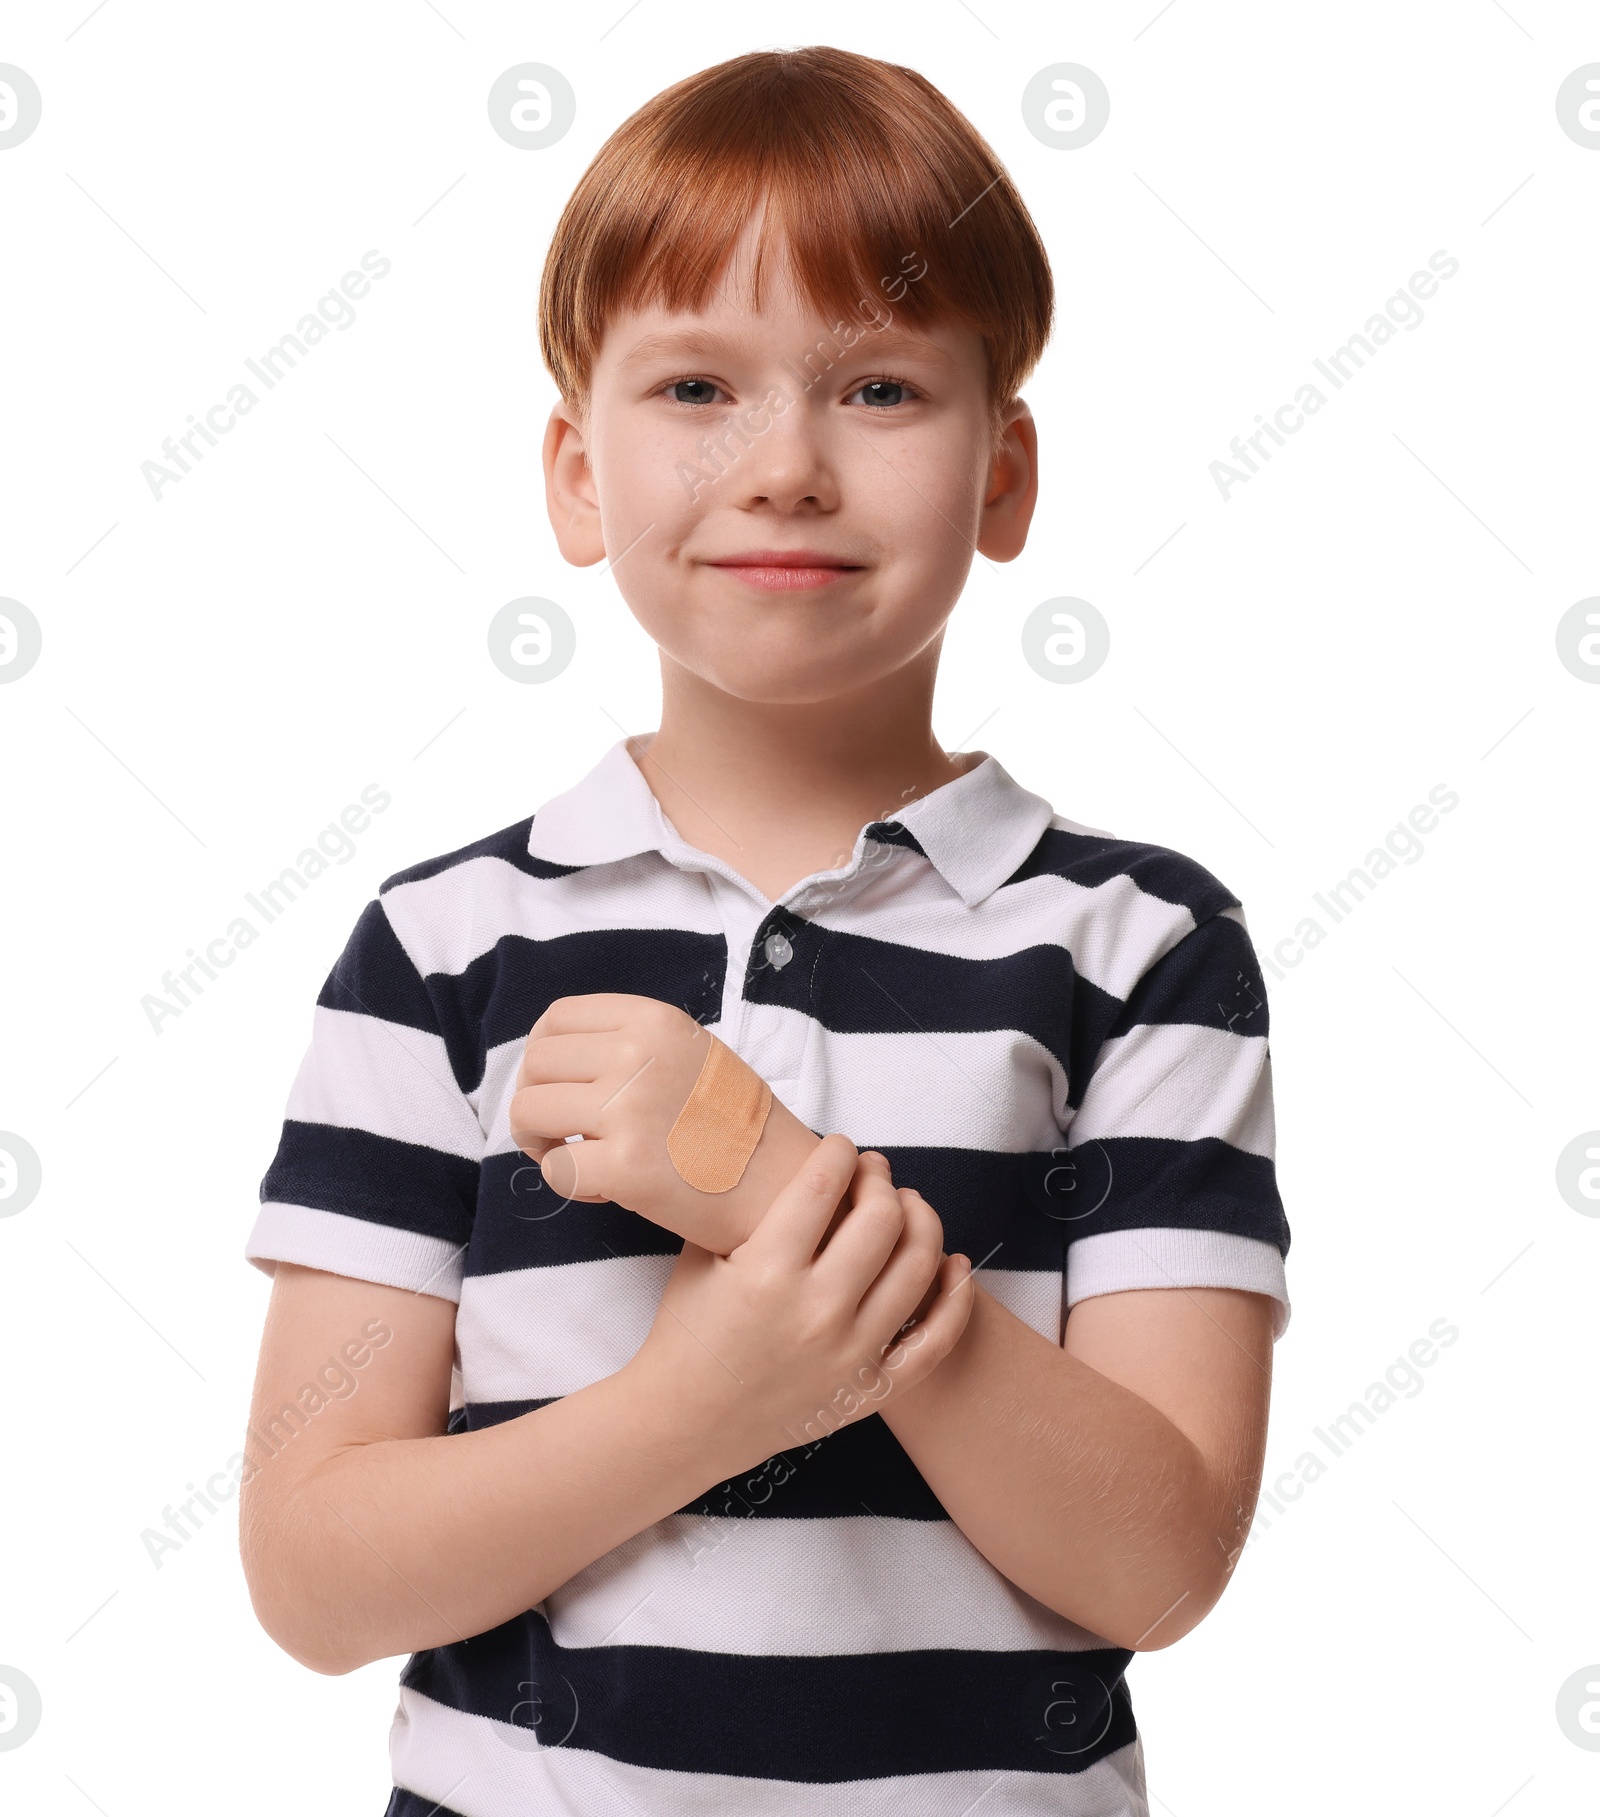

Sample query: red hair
[538,46,1054,446]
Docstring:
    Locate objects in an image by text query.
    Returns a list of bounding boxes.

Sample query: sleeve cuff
[245,1201,467,1304]
[1066,1228,1290,1340]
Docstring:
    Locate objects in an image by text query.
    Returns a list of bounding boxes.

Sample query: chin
[688,652,890,706]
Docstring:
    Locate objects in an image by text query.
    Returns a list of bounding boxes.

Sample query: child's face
[543,208,1036,706]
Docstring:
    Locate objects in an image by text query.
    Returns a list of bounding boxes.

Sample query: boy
[240,45,1289,1817]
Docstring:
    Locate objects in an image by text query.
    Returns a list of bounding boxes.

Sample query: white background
[2,1,1597,1812]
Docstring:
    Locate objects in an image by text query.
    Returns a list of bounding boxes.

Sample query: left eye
[666,377,723,405]
[851,378,914,408]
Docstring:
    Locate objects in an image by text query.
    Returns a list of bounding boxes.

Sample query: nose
[720,391,840,512]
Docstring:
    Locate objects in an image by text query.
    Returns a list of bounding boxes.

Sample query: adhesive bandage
[665,1036,773,1192]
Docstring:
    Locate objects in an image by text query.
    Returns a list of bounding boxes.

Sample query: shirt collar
[525,735,1056,908]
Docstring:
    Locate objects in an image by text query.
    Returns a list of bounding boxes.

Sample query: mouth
[704,550,867,592]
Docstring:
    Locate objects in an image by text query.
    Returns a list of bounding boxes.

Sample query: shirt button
[764,931,793,970]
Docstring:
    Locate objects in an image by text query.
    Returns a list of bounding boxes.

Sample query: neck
[631,644,976,900]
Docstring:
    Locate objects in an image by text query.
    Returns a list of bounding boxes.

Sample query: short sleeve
[245,897,485,1303]
[1061,902,1292,1338]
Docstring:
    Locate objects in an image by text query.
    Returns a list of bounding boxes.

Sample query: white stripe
[1068,1025,1275,1158]
[457,1253,670,1401]
[455,1261,1060,1404]
[819,854,1198,1003]
[245,1203,467,1302]
[548,1509,1109,1656]
[389,1686,1150,1817]
[788,1027,1067,1149]
[383,849,723,980]
[285,1008,486,1160]
[478,1021,1069,1161]
[388,838,1206,1015]
[1067,1228,1290,1338]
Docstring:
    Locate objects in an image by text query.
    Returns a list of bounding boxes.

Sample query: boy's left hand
[508,992,825,1255]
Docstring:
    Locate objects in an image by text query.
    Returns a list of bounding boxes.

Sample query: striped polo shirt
[246,734,1291,1817]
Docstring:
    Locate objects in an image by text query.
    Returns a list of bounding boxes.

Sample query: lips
[704,550,866,592]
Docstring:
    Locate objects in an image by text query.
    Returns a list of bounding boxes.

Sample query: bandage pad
[666,1036,773,1193]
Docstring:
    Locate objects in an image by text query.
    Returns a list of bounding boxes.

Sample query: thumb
[539,1139,609,1205]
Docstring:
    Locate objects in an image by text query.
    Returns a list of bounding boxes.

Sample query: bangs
[539,47,1054,428]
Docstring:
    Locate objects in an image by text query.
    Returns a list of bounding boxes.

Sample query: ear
[542,400,608,567]
[974,398,1038,563]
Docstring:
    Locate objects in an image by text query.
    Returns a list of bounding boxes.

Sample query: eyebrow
[614,323,957,373]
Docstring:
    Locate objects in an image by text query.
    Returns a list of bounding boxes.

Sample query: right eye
[660,376,726,407]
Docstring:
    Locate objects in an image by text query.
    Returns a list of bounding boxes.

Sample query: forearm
[246,1356,740,1675]
[879,1283,1239,1650]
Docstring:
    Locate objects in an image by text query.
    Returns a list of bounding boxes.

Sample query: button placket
[745,902,810,994]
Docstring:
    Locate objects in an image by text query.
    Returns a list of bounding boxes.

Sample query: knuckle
[651,1001,687,1037]
[867,1187,906,1237]
[801,1160,841,1196]
[905,1190,944,1243]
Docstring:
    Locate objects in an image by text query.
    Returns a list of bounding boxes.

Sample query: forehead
[607,319,968,375]
[596,206,980,376]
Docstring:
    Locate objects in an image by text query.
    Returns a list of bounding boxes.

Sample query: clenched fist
[509,992,825,1254]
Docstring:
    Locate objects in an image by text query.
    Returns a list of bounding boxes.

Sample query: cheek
[852,427,987,541]
[596,435,677,524]
[591,411,701,527]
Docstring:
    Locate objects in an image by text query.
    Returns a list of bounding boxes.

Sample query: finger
[815,1150,892,1252]
[879,1253,976,1385]
[538,1138,610,1205]
[854,1189,948,1338]
[810,1157,908,1295]
[526,993,645,1041]
[887,1248,966,1345]
[885,1248,972,1354]
[516,1032,618,1089]
[902,1239,945,1327]
[539,1135,629,1205]
[508,1080,604,1152]
[741,1133,860,1269]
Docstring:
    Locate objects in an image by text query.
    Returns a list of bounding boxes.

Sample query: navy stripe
[452,1398,952,1520]
[1108,910,1269,1038]
[467,1153,681,1274]
[681,1414,950,1520]
[1006,826,1239,922]
[743,921,1112,1107]
[384,1793,466,1817]
[380,814,580,891]
[400,1610,1137,1781]
[866,819,928,857]
[459,1134,1288,1281]
[431,927,726,1097]
[318,897,440,1035]
[259,1121,478,1245]
[466,1147,1070,1280]
[1060,1135,1290,1257]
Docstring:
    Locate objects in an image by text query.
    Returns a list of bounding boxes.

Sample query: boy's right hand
[626,1136,975,1479]
[508,992,823,1255]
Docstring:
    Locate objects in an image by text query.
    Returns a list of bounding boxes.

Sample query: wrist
[618,1338,770,1490]
[733,1113,826,1247]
